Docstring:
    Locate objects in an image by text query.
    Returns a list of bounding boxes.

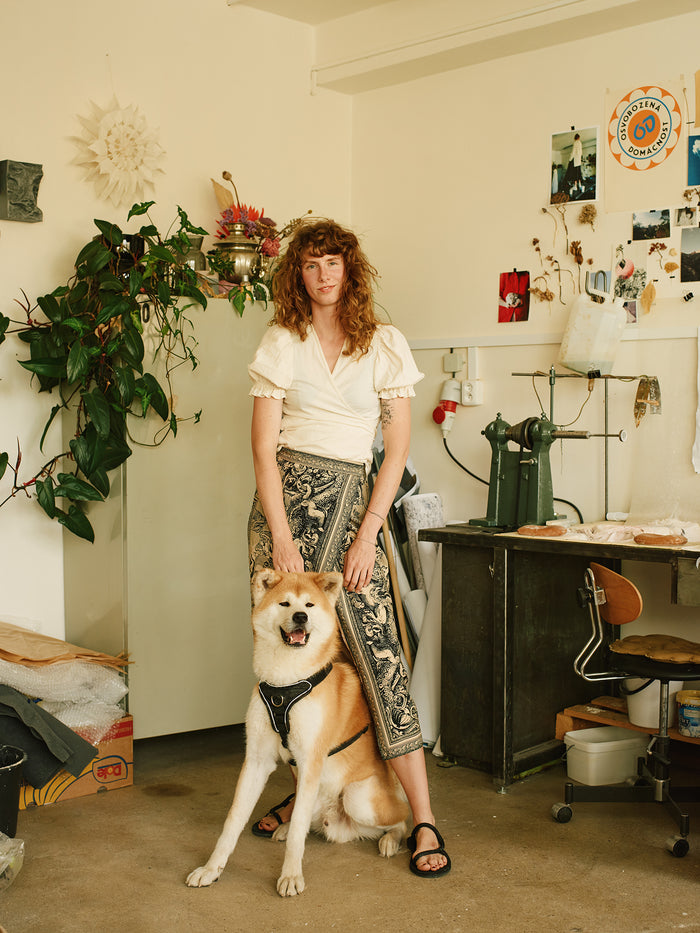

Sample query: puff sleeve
[373,325,424,399]
[247,326,294,398]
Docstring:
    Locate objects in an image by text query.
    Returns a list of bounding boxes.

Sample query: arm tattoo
[380,399,395,427]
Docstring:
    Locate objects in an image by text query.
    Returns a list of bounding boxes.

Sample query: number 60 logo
[608,86,681,171]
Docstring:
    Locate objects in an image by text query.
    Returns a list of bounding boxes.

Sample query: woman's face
[300,252,346,313]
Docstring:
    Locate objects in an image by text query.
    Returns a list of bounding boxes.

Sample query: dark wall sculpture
[0,160,43,222]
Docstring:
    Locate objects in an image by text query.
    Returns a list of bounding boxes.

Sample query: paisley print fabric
[248,447,423,760]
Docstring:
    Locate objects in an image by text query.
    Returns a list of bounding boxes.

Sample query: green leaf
[69,427,106,477]
[37,294,63,323]
[88,467,110,498]
[128,201,155,219]
[101,435,132,471]
[39,404,63,453]
[36,477,56,518]
[147,243,176,264]
[61,317,90,336]
[94,296,133,327]
[114,366,136,406]
[66,342,90,383]
[94,220,123,246]
[177,207,208,238]
[119,327,144,369]
[18,357,67,378]
[0,452,8,481]
[230,288,246,317]
[138,372,169,420]
[98,274,126,294]
[82,388,111,439]
[128,270,144,298]
[169,412,178,437]
[54,473,104,502]
[0,314,9,345]
[75,239,113,275]
[57,505,95,542]
[137,224,159,238]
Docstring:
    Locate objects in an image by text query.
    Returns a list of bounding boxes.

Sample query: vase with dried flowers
[206,171,310,316]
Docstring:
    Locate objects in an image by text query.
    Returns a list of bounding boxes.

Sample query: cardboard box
[19,715,133,809]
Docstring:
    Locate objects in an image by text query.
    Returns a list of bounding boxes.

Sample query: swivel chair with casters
[552,561,700,857]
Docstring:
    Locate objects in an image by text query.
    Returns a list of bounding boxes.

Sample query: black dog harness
[258,662,369,766]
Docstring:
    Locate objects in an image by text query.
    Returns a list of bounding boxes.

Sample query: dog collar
[258,663,333,748]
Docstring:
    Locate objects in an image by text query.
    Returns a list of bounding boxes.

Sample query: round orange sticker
[608,87,681,171]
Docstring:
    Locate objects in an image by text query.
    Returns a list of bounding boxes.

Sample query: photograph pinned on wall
[675,205,697,227]
[688,132,700,186]
[613,242,647,299]
[498,270,530,322]
[550,126,598,204]
[680,226,700,281]
[623,300,638,324]
[632,209,671,240]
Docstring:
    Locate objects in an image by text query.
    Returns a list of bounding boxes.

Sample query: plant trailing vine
[0,201,208,541]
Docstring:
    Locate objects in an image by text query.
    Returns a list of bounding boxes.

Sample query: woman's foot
[407,822,451,877]
[251,793,295,838]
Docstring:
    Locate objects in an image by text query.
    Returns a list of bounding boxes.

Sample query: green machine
[469,413,589,530]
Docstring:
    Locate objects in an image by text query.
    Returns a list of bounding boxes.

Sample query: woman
[246,219,450,877]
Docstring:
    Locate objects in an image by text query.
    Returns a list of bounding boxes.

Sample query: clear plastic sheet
[0,658,127,744]
[0,832,24,891]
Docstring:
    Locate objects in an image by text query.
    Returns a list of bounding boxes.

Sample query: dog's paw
[186,865,222,888]
[277,872,305,897]
[378,827,403,858]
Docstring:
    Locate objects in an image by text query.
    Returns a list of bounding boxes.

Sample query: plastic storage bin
[624,677,683,729]
[565,726,649,786]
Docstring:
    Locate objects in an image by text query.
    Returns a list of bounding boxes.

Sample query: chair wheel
[666,835,689,858]
[551,803,572,823]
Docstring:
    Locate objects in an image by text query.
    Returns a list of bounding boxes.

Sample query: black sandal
[406,822,451,877]
[251,792,295,838]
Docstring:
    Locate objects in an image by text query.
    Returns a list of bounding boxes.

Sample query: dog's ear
[313,571,344,606]
[251,568,283,607]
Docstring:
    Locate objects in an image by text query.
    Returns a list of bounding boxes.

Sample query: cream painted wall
[351,12,700,636]
[0,0,352,640]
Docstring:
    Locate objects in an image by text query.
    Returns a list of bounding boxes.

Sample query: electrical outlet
[461,379,484,406]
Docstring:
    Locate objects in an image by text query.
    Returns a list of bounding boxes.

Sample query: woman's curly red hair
[271,219,379,357]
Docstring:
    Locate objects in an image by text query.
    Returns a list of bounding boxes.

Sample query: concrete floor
[2,725,699,933]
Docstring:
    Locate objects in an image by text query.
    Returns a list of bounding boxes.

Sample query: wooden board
[556,695,700,746]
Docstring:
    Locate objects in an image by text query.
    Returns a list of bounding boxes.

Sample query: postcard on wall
[681,227,700,281]
[498,271,530,322]
[604,83,685,213]
[613,242,648,300]
[688,132,700,186]
[550,127,598,204]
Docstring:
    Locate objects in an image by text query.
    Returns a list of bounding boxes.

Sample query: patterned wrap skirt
[247,447,423,760]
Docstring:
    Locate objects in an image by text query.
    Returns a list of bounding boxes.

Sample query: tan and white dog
[186,569,409,897]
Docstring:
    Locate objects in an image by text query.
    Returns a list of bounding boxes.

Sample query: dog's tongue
[288,629,307,645]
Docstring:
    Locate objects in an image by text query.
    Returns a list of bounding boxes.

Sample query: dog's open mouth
[281,627,310,648]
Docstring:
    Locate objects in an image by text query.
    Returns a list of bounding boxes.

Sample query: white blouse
[248,323,424,467]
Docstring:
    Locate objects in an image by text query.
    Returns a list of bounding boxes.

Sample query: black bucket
[0,746,27,838]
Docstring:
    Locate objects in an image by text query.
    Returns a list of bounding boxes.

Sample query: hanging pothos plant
[0,201,208,542]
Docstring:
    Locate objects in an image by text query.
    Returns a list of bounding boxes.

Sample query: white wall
[351,11,700,634]
[0,0,352,639]
[3,0,700,650]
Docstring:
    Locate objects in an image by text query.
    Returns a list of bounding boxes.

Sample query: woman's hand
[272,536,304,573]
[343,536,377,592]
